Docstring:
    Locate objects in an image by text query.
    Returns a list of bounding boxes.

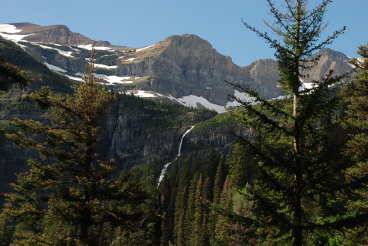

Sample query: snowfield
[0,24,22,33]
[226,90,256,107]
[44,62,84,82]
[94,64,118,70]
[124,57,136,62]
[176,95,226,113]
[94,74,134,85]
[44,62,67,74]
[64,75,84,82]
[136,44,155,52]
[0,33,30,43]
[128,90,160,98]
[38,44,74,57]
[0,24,30,44]
[77,44,113,51]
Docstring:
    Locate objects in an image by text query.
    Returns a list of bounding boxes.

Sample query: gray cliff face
[243,59,281,98]
[133,35,254,105]
[241,49,352,97]
[307,48,352,81]
[101,97,183,167]
[100,95,227,167]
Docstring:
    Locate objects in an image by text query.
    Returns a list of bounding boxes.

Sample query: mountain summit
[0,23,352,112]
[7,22,110,46]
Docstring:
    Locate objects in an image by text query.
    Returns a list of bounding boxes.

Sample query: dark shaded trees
[0,57,27,91]
[2,53,151,245]
[340,45,368,245]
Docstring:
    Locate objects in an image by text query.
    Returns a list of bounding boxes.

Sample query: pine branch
[305,27,347,54]
[241,19,295,57]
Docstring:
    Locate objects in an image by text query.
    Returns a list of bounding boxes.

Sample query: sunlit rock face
[0,23,352,113]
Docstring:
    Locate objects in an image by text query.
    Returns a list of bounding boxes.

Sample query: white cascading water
[157,125,195,187]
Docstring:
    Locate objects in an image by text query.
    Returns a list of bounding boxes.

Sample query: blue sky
[1,0,367,66]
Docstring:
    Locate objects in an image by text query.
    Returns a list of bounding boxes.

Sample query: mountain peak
[165,34,213,50]
[6,23,108,46]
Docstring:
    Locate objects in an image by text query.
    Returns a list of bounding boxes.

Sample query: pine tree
[2,48,150,245]
[0,212,13,246]
[174,186,187,246]
[210,160,227,244]
[191,175,207,246]
[228,142,248,190]
[214,176,232,246]
[225,0,368,245]
[341,45,368,245]
[191,175,205,246]
[183,176,196,246]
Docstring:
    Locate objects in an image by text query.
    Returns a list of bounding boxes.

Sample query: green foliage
[227,142,249,189]
[221,1,368,245]
[2,58,155,245]
[0,58,27,91]
[340,45,368,245]
[194,112,237,132]
[0,212,13,246]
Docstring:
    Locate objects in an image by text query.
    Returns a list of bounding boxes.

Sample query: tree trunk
[293,93,303,246]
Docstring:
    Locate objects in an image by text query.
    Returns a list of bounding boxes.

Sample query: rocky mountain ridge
[0,23,353,113]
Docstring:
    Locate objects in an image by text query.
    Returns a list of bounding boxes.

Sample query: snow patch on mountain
[0,33,30,43]
[94,74,134,85]
[226,90,256,107]
[135,90,157,97]
[65,74,84,82]
[44,62,67,73]
[94,64,118,70]
[44,62,84,82]
[37,44,74,57]
[176,95,225,113]
[128,90,160,98]
[124,57,136,62]
[136,44,155,52]
[0,24,30,49]
[0,24,22,34]
[77,44,112,51]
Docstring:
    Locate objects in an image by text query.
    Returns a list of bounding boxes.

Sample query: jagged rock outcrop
[243,59,280,98]
[128,34,255,105]
[307,48,352,81]
[12,22,110,46]
[100,95,216,167]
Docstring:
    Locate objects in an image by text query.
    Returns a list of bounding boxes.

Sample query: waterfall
[157,125,195,187]
[177,125,195,157]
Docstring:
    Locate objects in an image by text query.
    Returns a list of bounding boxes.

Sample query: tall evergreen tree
[214,177,232,246]
[225,0,368,245]
[191,175,209,246]
[183,176,197,246]
[174,185,187,246]
[2,49,150,246]
[341,45,368,245]
[228,142,248,190]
